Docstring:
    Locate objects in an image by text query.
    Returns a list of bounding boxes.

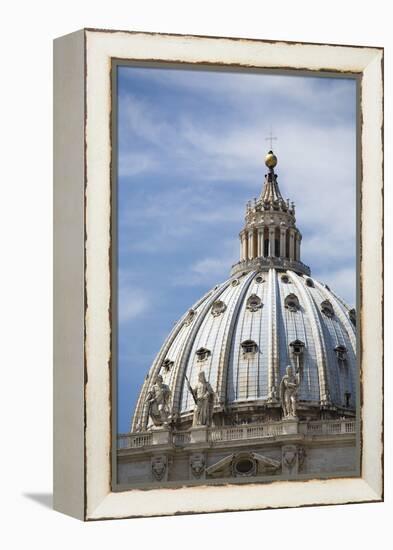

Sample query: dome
[131,268,356,431]
[131,150,356,432]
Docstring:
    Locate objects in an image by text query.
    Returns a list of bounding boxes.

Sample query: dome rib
[216,271,257,407]
[287,270,330,405]
[267,268,280,400]
[313,279,356,350]
[170,281,232,418]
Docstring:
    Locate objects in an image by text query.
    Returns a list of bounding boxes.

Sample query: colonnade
[240,226,301,262]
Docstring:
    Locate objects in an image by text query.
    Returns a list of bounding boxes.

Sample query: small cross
[265,128,277,150]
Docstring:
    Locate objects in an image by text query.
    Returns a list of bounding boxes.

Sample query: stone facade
[117,419,357,484]
[118,151,357,485]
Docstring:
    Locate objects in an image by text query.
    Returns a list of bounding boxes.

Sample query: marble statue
[280,365,300,418]
[145,374,171,427]
[187,371,215,427]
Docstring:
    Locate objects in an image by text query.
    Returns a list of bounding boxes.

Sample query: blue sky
[116,65,357,433]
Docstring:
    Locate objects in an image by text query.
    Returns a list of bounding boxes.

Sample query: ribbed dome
[132,268,356,431]
[131,150,356,432]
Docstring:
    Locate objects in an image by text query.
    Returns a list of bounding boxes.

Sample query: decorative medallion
[211,300,227,317]
[246,294,262,312]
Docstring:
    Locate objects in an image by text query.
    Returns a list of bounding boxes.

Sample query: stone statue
[280,365,300,418]
[187,371,215,427]
[145,374,171,428]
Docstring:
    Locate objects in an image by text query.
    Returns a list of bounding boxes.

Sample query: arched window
[275,227,280,257]
[195,347,211,362]
[263,226,269,257]
[246,294,262,312]
[255,274,264,283]
[321,300,334,318]
[241,340,258,356]
[211,300,227,317]
[285,228,290,258]
[281,274,289,283]
[334,345,347,362]
[285,293,300,312]
[349,308,356,327]
[305,278,314,287]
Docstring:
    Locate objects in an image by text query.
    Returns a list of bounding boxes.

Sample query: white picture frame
[53,28,383,520]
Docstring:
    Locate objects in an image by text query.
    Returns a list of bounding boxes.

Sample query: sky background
[116,65,357,433]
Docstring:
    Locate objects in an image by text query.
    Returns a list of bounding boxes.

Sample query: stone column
[289,229,295,261]
[248,230,254,260]
[280,227,286,258]
[242,231,248,261]
[296,234,301,261]
[258,227,264,257]
[268,227,275,257]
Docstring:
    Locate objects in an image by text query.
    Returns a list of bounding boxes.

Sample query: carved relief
[206,452,281,479]
[281,445,305,475]
[151,455,168,481]
[282,445,298,475]
[189,453,205,479]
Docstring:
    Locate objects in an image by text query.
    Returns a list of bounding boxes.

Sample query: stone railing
[209,422,284,442]
[302,420,356,436]
[117,419,356,450]
[117,432,153,449]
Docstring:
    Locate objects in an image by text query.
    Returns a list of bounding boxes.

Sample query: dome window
[184,309,196,326]
[281,274,289,283]
[321,300,334,318]
[211,300,227,317]
[246,294,262,312]
[334,345,347,362]
[349,308,356,327]
[255,275,264,283]
[305,278,314,287]
[285,293,300,312]
[195,347,211,362]
[290,339,305,356]
[232,278,240,287]
[241,340,258,356]
[161,358,174,372]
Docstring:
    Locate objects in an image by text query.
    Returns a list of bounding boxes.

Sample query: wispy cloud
[118,286,150,324]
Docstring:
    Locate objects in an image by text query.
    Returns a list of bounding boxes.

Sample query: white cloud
[118,151,157,177]
[118,287,150,323]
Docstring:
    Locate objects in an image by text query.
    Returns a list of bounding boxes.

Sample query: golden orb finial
[265,150,277,169]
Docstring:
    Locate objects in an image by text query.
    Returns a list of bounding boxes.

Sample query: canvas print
[114,64,358,487]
